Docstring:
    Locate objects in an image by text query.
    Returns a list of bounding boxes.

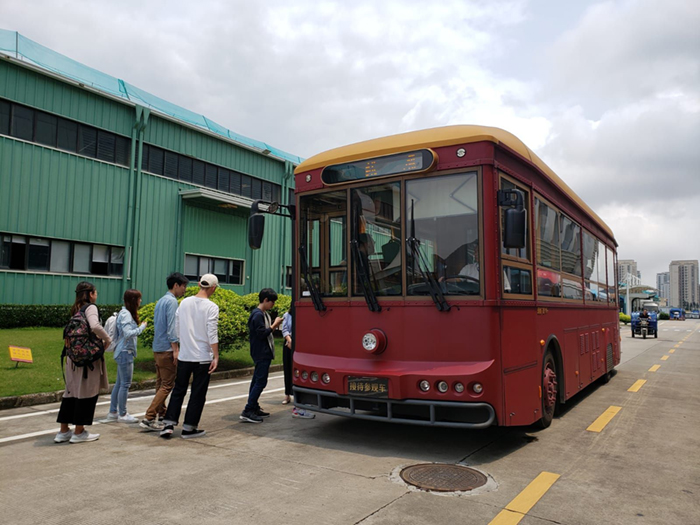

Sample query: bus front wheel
[536,352,558,429]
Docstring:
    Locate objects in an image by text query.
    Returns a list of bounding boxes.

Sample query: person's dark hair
[71,281,96,316]
[259,288,278,303]
[166,272,189,290]
[124,289,142,324]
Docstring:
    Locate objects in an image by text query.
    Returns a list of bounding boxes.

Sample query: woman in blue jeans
[107,289,147,423]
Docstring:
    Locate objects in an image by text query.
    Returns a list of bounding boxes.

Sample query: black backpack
[62,304,105,379]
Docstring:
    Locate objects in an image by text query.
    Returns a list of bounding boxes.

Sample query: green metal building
[0,31,297,305]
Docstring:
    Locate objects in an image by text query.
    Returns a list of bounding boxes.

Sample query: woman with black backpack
[55,281,111,444]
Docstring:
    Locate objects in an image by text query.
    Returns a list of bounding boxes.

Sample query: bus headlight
[322,373,331,384]
[362,333,378,351]
[302,371,308,380]
[472,383,483,394]
[310,371,318,382]
[294,369,300,378]
[419,380,430,392]
[362,329,387,354]
[454,382,465,393]
[437,381,449,393]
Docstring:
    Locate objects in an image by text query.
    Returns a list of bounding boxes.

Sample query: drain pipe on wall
[129,107,150,289]
[122,108,141,290]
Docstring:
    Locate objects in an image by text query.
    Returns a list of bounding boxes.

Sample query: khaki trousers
[145,351,176,420]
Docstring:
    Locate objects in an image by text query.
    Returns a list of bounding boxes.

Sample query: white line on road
[0,374,284,422]
[0,387,285,444]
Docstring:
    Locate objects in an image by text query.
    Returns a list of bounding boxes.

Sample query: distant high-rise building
[669,260,699,309]
[656,272,670,302]
[637,270,642,280]
[618,260,638,283]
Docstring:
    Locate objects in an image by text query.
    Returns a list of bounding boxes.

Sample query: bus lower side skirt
[293,386,496,429]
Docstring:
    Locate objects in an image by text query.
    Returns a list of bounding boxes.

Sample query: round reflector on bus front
[454,382,465,393]
[437,381,448,393]
[419,380,430,392]
[294,369,300,378]
[310,371,319,382]
[322,373,331,384]
[302,371,308,380]
[473,383,483,394]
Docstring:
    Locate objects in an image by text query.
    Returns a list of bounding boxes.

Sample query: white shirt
[175,296,219,363]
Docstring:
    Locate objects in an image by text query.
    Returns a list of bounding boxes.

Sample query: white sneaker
[106,412,118,421]
[118,413,138,423]
[54,430,73,443]
[292,408,316,419]
[69,431,100,443]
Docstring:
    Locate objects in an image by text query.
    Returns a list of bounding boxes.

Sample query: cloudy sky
[2,0,698,284]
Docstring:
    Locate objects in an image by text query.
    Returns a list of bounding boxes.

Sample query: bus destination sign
[322,149,435,184]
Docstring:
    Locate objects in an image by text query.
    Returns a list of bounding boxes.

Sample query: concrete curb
[0,363,283,411]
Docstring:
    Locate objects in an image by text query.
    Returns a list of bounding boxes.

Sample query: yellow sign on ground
[9,346,33,364]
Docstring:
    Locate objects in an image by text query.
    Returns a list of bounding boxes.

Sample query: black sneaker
[159,424,174,439]
[239,411,263,423]
[256,408,270,418]
[181,428,206,439]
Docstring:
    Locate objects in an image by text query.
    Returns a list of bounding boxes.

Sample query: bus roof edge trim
[295,125,615,243]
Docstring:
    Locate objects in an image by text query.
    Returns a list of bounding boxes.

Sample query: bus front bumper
[293,386,496,429]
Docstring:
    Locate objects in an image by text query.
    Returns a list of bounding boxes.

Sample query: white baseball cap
[199,274,219,288]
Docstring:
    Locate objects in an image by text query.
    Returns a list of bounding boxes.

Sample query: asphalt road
[1,320,698,525]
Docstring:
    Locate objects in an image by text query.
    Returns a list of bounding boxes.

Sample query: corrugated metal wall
[0,58,295,306]
[0,61,133,136]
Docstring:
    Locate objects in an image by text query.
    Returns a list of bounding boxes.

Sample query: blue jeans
[244,359,272,413]
[109,352,134,416]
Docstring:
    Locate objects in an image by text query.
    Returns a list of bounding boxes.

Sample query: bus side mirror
[248,213,265,250]
[503,208,526,248]
[498,189,526,249]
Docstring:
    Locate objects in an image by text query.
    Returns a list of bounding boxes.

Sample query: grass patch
[0,327,283,398]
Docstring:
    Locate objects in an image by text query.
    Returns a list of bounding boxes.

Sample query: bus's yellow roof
[296,125,614,242]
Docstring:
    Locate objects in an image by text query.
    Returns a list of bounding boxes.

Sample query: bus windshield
[299,171,481,299]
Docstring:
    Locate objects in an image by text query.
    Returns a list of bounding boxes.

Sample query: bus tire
[631,330,635,338]
[536,351,558,429]
[654,330,658,339]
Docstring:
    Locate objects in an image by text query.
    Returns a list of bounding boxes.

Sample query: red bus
[250,125,620,428]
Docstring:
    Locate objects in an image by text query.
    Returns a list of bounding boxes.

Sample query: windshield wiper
[407,199,450,312]
[351,238,381,312]
[299,217,326,312]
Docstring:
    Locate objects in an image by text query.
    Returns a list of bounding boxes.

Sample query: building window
[0,98,130,167]
[184,253,244,285]
[0,233,123,277]
[286,266,292,289]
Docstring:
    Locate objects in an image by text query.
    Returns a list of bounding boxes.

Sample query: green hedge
[619,312,631,325]
[0,304,122,329]
[658,312,669,320]
[138,287,291,352]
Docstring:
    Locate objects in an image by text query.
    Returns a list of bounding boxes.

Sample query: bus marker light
[540,340,545,346]
[437,381,448,393]
[294,369,300,378]
[454,382,465,393]
[419,380,430,392]
[302,371,308,380]
[322,373,331,384]
[362,333,378,351]
[310,371,319,382]
[473,383,483,394]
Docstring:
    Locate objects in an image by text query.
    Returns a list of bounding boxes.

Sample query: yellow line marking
[628,380,646,392]
[669,349,675,353]
[649,364,661,372]
[489,472,561,525]
[661,355,669,361]
[587,406,622,432]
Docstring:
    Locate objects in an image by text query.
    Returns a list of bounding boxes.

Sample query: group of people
[55,272,312,444]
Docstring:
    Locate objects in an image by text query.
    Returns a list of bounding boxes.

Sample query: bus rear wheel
[536,352,558,429]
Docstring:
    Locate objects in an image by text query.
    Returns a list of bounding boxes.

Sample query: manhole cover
[399,463,488,492]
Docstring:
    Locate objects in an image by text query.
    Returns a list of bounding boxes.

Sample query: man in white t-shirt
[160,274,219,440]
